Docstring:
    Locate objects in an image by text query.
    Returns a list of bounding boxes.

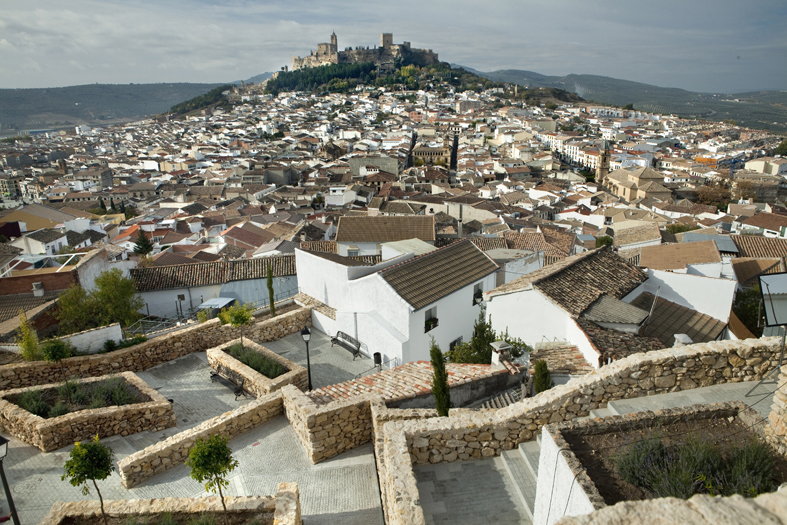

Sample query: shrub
[533,360,555,394]
[18,389,50,417]
[616,435,665,488]
[49,400,70,418]
[17,310,41,361]
[197,310,209,323]
[228,344,285,379]
[430,338,450,417]
[89,397,107,410]
[186,515,218,525]
[103,339,117,352]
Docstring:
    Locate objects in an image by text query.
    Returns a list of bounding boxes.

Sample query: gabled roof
[629,292,727,346]
[741,212,787,232]
[380,239,498,310]
[732,236,787,258]
[27,228,68,244]
[639,240,721,270]
[335,215,435,243]
[488,248,647,316]
[131,255,296,291]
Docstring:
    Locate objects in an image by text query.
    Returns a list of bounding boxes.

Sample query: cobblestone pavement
[414,457,531,525]
[0,351,383,524]
[262,329,373,388]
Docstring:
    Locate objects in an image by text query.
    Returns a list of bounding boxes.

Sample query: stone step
[589,407,614,418]
[501,449,536,521]
[518,440,541,482]
[606,401,622,416]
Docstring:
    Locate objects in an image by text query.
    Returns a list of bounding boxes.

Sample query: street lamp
[300,327,313,391]
[0,436,20,525]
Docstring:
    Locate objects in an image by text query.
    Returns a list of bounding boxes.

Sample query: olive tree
[218,303,253,349]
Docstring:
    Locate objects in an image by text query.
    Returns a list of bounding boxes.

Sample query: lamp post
[300,327,313,391]
[0,436,20,525]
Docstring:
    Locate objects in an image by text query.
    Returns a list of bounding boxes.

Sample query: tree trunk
[217,483,229,525]
[93,479,108,525]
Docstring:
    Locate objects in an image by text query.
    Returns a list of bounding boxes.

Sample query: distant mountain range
[0,73,273,135]
[453,65,787,133]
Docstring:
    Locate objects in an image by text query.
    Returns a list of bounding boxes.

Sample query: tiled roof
[741,212,787,232]
[381,239,498,310]
[27,228,67,244]
[300,240,337,253]
[489,248,647,317]
[730,257,785,286]
[575,318,665,360]
[131,255,296,291]
[501,231,565,256]
[528,344,594,376]
[639,240,721,270]
[581,294,649,324]
[0,291,61,325]
[629,292,727,346]
[732,236,787,258]
[613,222,661,248]
[335,215,435,243]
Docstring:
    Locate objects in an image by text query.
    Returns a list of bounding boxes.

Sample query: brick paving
[307,361,507,405]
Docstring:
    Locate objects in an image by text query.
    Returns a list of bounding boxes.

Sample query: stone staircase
[478,383,528,409]
[500,438,542,521]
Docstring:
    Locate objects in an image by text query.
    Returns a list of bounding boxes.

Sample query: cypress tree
[110,199,117,212]
[430,338,450,416]
[133,229,153,255]
[99,199,107,212]
[266,263,276,317]
[533,359,555,394]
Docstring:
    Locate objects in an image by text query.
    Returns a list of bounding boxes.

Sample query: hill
[460,67,787,132]
[0,83,224,133]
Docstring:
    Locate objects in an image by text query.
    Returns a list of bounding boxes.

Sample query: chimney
[32,282,44,297]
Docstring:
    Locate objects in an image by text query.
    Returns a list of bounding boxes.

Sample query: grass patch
[227,343,286,379]
[615,432,777,498]
[13,377,145,419]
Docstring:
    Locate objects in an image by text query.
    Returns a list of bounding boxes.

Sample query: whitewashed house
[296,239,499,364]
[334,215,435,256]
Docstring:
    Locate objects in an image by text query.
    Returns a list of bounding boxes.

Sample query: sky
[1,0,786,93]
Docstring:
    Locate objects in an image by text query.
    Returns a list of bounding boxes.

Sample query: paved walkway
[263,329,373,389]
[0,351,384,524]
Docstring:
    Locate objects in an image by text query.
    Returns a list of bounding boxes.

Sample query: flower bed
[0,372,175,452]
[206,338,307,398]
[227,343,286,379]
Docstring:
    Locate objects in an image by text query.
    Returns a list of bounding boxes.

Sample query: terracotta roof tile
[336,215,435,243]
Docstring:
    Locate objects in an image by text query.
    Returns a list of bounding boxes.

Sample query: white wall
[138,284,222,318]
[487,290,570,346]
[534,427,596,525]
[623,269,737,323]
[337,241,379,256]
[565,319,600,369]
[498,252,543,285]
[62,323,123,354]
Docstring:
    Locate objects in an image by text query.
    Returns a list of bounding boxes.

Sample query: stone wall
[0,306,311,389]
[536,403,763,525]
[765,363,787,455]
[375,337,783,525]
[207,337,308,397]
[118,391,283,488]
[39,488,302,525]
[282,385,375,464]
[0,372,175,452]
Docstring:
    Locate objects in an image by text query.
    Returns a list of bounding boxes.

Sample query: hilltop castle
[290,32,439,71]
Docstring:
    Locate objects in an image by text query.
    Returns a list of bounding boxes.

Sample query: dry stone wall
[282,385,375,464]
[207,338,308,397]
[118,391,283,488]
[0,307,311,390]
[0,372,174,452]
[375,336,784,525]
[765,364,787,456]
[38,492,301,525]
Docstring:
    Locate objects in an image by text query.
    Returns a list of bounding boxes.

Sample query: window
[449,336,463,352]
[347,246,359,257]
[424,307,438,333]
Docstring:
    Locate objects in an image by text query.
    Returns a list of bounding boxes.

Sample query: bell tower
[330,31,337,53]
[596,139,610,187]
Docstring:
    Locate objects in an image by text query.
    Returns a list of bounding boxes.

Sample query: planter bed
[540,402,787,521]
[207,338,308,397]
[58,510,267,525]
[0,372,175,452]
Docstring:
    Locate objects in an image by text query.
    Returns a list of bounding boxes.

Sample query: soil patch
[565,417,787,504]
[254,303,299,322]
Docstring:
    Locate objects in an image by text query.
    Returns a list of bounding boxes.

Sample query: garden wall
[207,337,308,397]
[375,336,783,525]
[534,402,762,525]
[40,484,302,525]
[118,391,283,488]
[0,372,175,452]
[61,322,123,354]
[0,306,311,389]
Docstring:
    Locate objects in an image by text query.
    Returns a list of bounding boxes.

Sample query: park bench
[210,364,250,400]
[331,331,363,360]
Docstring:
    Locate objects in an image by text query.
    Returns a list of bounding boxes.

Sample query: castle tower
[596,139,610,187]
[381,33,393,49]
[330,31,337,53]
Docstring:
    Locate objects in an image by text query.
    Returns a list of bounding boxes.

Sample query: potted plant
[473,290,483,305]
[425,317,439,333]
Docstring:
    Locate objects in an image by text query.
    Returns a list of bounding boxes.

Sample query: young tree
[56,284,96,335]
[266,264,276,317]
[218,303,253,349]
[187,435,239,525]
[41,339,73,400]
[595,236,613,248]
[430,338,450,417]
[62,436,115,525]
[133,229,153,256]
[16,310,41,361]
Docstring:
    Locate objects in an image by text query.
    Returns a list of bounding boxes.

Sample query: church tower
[596,139,610,187]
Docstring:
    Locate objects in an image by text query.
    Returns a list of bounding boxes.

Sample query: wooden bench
[331,331,363,360]
[210,364,250,400]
